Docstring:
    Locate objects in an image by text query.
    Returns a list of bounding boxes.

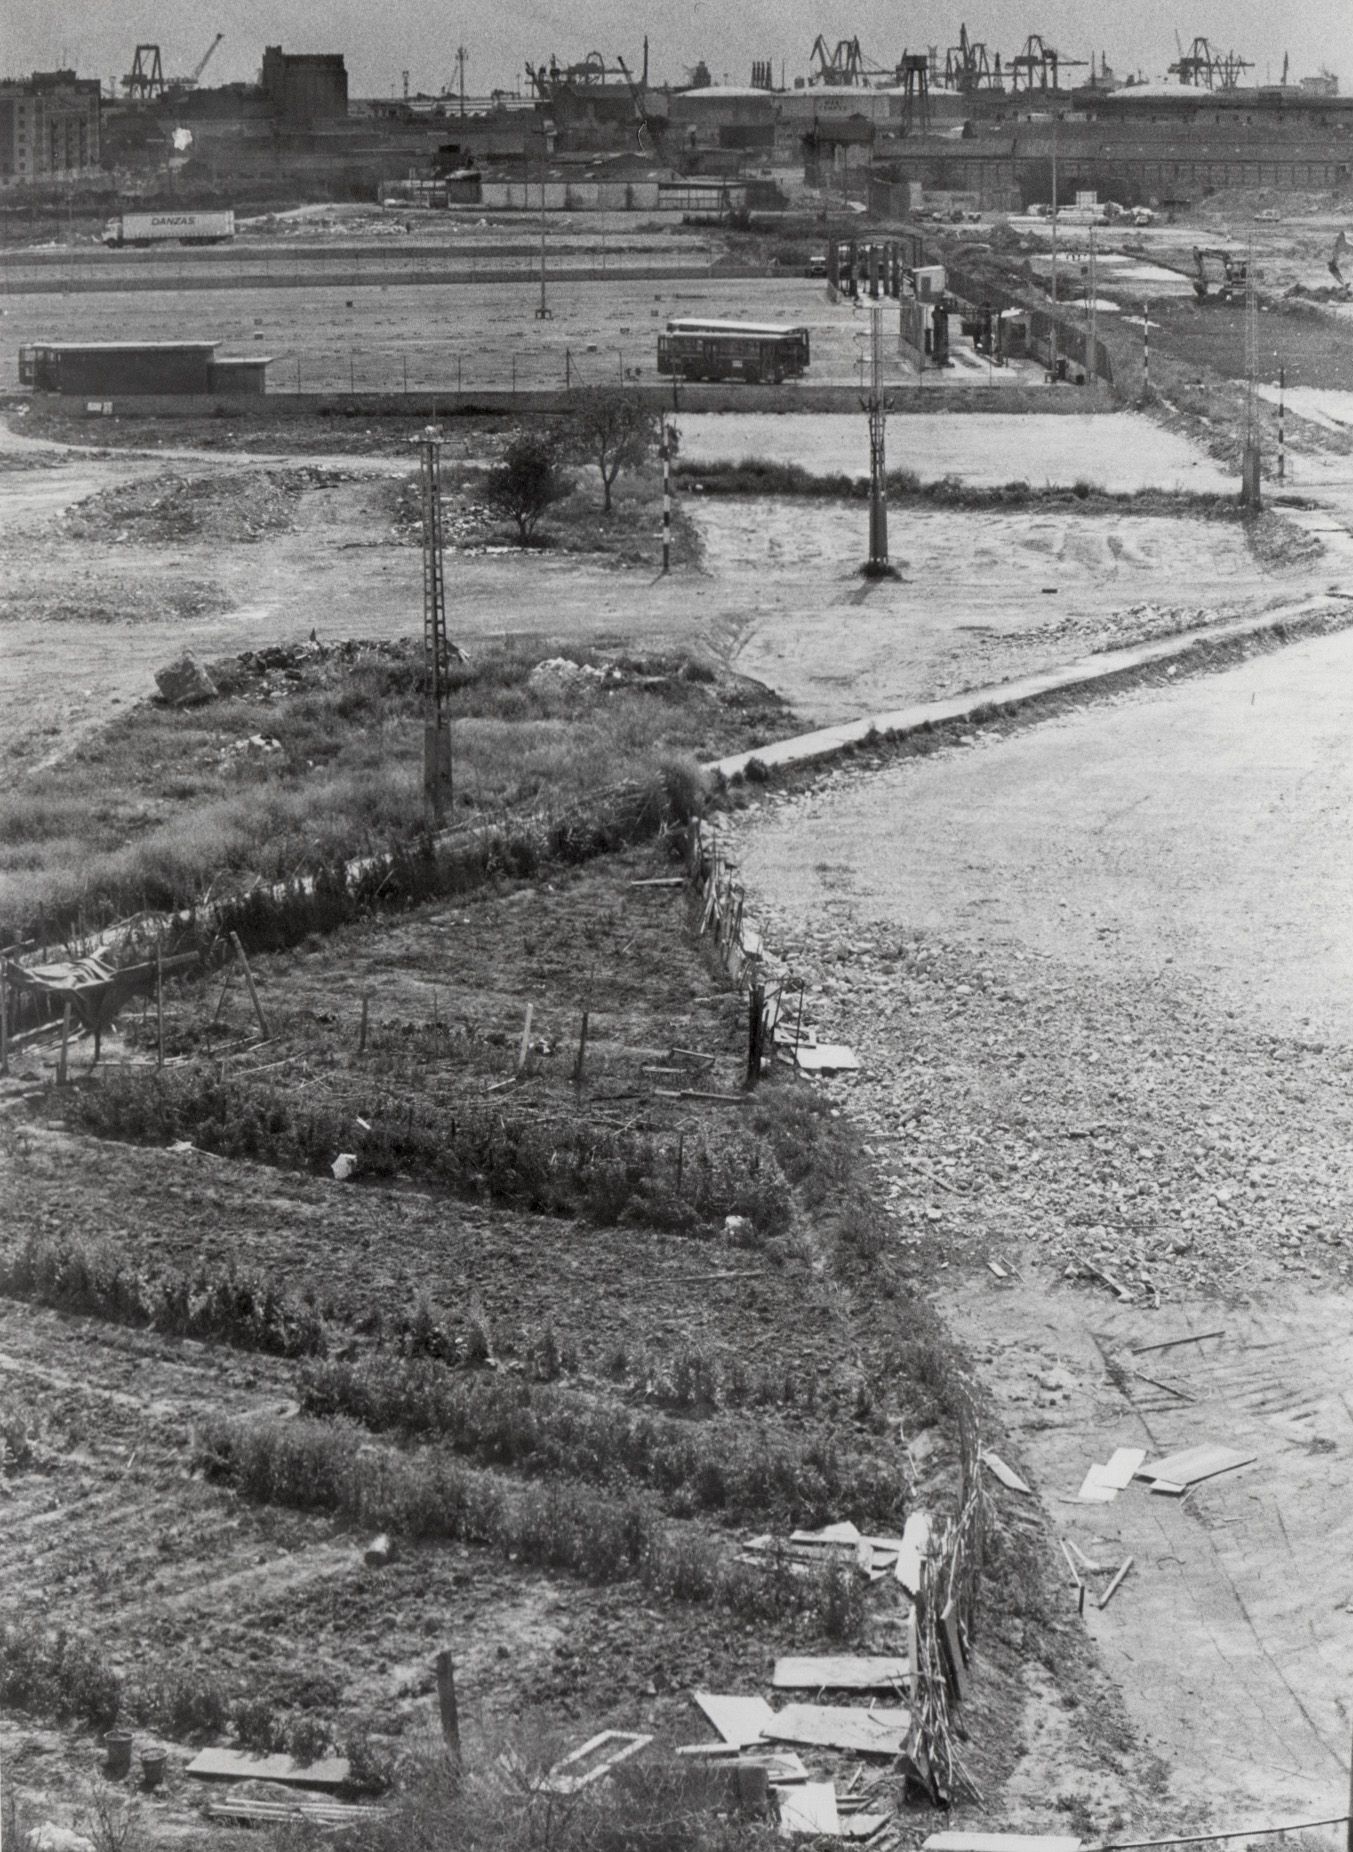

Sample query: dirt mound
[62,470,305,545]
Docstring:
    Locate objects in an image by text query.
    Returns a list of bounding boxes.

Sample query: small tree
[564,387,657,513]
[485,429,570,542]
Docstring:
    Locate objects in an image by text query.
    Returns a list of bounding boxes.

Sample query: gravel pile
[738,813,1353,1302]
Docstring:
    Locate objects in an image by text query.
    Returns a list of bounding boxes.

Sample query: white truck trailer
[102,210,235,247]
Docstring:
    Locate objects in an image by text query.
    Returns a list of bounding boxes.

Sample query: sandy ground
[736,623,1353,1042]
[679,410,1237,492]
[0,409,1298,766]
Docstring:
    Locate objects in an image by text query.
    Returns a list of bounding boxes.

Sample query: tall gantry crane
[1170,36,1254,89]
[944,24,1002,94]
[1009,34,1086,92]
[184,33,224,88]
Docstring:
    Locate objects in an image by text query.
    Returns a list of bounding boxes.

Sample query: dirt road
[730,626,1353,1823]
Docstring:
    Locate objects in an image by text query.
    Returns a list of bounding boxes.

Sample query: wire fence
[0,249,716,296]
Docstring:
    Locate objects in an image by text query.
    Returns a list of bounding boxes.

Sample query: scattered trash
[185,1748,352,1790]
[1133,1328,1224,1354]
[777,1781,840,1838]
[980,1450,1032,1495]
[894,1511,933,1596]
[331,1152,358,1181]
[541,1731,653,1796]
[792,1042,862,1074]
[1097,1556,1134,1610]
[26,1827,96,1852]
[362,1532,398,1568]
[1075,1448,1146,1503]
[763,1704,912,1758]
[692,1693,775,1749]
[771,1657,910,1693]
[168,1139,194,1154]
[1135,1444,1256,1492]
[922,1834,1082,1852]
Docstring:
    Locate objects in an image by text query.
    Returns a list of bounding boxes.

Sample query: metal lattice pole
[419,426,453,825]
[866,302,889,574]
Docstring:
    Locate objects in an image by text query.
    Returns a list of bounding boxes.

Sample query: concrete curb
[706,593,1353,784]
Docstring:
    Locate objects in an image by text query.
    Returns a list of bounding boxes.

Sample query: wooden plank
[922,1836,1081,1852]
[981,1450,1032,1495]
[1133,1329,1224,1354]
[939,1600,967,1704]
[185,1748,351,1790]
[1075,1465,1119,1503]
[793,1043,861,1073]
[777,1782,840,1838]
[1098,1556,1134,1610]
[772,1657,910,1692]
[1134,1444,1256,1488]
[692,1692,775,1749]
[763,1705,911,1758]
[207,1799,381,1825]
[840,1817,890,1842]
[1099,1447,1147,1489]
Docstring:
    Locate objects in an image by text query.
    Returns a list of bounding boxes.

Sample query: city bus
[656,318,811,384]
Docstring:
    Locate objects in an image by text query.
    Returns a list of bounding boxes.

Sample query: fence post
[0,967,8,1078]
[57,1003,71,1085]
[349,354,355,394]
[229,932,270,1041]
[435,1649,462,1767]
[1278,363,1286,482]
[156,940,164,1068]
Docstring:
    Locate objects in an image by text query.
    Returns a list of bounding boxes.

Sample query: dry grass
[2,643,787,945]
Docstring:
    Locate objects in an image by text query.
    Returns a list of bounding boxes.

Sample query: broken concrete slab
[692,1692,776,1749]
[772,1657,910,1693]
[894,1511,932,1596]
[184,1749,351,1791]
[763,1704,911,1757]
[155,654,218,708]
[776,1782,840,1838]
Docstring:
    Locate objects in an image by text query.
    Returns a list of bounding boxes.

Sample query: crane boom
[188,32,224,86]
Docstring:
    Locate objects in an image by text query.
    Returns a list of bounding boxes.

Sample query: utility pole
[418,426,454,825]
[659,417,679,573]
[864,301,890,575]
[1242,236,1261,508]
[455,45,467,117]
[1086,225,1098,393]
[1049,112,1060,382]
[535,127,552,319]
[1142,298,1150,398]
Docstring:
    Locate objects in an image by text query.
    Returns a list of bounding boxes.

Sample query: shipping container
[102,210,235,247]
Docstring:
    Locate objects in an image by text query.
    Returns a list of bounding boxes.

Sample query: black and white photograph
[3,3,1353,1848]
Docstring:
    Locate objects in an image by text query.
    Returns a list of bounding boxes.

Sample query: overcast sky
[8,0,1350,98]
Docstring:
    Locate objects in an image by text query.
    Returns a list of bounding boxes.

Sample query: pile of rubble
[62,466,366,547]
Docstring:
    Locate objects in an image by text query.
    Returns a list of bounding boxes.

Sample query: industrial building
[0,71,101,184]
[260,46,349,126]
[19,341,271,397]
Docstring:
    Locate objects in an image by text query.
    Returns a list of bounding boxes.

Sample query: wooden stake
[1098,1555,1134,1610]
[435,1649,461,1766]
[515,1003,533,1076]
[229,932,270,1041]
[156,941,165,1069]
[572,1009,589,1083]
[0,969,8,1078]
[212,962,236,1024]
[676,1132,685,1193]
[359,993,369,1054]
[57,1003,71,1085]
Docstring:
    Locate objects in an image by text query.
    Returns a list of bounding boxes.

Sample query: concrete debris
[980,1450,1032,1495]
[526,657,617,694]
[185,1748,352,1790]
[1135,1443,1257,1490]
[362,1532,398,1567]
[771,1657,910,1693]
[776,1781,840,1838]
[331,1152,358,1181]
[27,1828,97,1852]
[763,1704,912,1758]
[155,653,218,708]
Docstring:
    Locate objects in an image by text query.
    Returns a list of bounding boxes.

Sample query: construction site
[7,10,1353,1852]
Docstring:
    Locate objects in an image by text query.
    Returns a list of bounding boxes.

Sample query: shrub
[485,430,571,542]
[233,1697,286,1754]
[142,1670,229,1739]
